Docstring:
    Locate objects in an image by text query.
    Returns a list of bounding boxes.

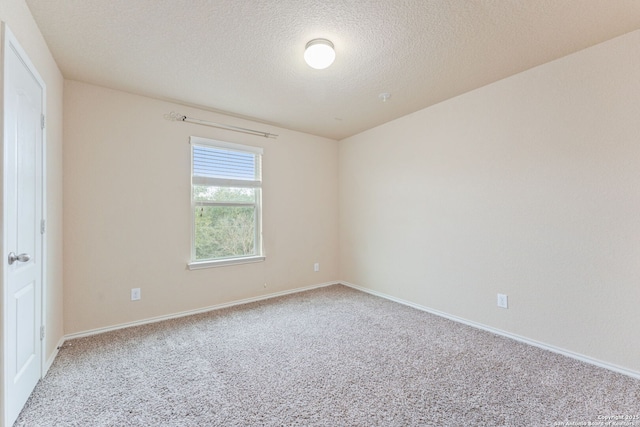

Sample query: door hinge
[40,325,45,341]
[41,114,46,129]
[41,219,46,234]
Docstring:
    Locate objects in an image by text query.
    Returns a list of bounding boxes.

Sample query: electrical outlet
[131,288,141,301]
[263,283,267,288]
[497,293,508,309]
[314,262,320,272]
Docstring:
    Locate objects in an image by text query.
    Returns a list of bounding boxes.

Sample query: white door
[3,25,45,427]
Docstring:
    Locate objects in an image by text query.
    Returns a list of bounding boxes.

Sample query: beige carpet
[15,285,640,426]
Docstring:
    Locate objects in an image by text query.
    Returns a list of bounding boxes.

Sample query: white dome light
[304,39,335,70]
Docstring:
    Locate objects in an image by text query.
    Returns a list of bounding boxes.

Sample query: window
[188,136,264,269]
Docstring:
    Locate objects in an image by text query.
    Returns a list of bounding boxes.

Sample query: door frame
[1,22,48,426]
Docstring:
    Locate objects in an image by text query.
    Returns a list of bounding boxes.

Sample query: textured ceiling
[26,0,640,140]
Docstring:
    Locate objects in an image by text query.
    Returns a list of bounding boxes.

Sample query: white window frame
[187,136,264,270]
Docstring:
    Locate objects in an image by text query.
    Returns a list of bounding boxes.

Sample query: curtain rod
[166,111,278,139]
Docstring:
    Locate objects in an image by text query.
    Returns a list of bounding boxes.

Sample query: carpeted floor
[15,285,640,426]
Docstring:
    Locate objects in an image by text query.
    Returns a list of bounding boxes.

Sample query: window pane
[193,146,257,181]
[194,206,256,260]
[193,186,256,203]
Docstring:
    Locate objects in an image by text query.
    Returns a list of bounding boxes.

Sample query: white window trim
[187,255,266,270]
[188,136,264,269]
[190,136,264,155]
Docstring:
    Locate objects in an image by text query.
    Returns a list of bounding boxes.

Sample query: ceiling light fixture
[304,39,335,70]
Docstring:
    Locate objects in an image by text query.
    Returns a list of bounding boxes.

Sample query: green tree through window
[190,137,263,265]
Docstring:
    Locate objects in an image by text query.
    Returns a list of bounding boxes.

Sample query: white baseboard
[64,281,340,341]
[340,281,640,380]
[58,279,640,380]
[43,335,65,377]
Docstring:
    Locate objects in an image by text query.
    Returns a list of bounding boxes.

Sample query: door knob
[8,252,30,265]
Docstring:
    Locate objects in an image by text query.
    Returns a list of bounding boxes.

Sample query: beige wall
[339,30,640,373]
[1,0,64,374]
[63,81,339,334]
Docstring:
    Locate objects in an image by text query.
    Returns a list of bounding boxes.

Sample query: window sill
[187,256,265,270]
